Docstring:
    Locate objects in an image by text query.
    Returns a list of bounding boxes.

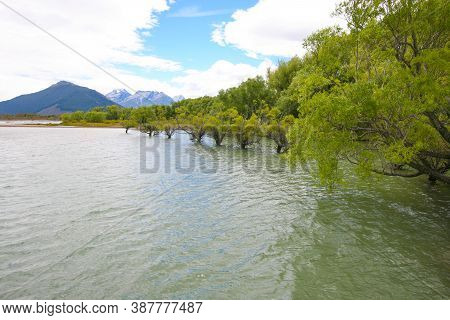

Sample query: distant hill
[0,81,117,115]
[106,89,183,107]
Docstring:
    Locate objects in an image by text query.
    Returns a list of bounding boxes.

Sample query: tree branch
[420,150,450,160]
[370,167,423,178]
[410,161,450,184]
[345,156,423,178]
[424,111,450,144]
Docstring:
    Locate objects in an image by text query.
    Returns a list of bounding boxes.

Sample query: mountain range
[0,81,116,115]
[0,82,185,115]
[105,89,184,107]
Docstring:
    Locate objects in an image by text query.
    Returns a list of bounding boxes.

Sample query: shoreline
[0,124,124,129]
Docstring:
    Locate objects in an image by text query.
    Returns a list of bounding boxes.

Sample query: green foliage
[218,76,276,118]
[141,122,158,137]
[172,96,215,114]
[122,120,136,133]
[231,114,262,149]
[287,0,450,186]
[60,113,72,123]
[175,107,208,143]
[84,111,107,123]
[70,111,85,122]
[263,108,296,153]
[205,108,238,146]
[268,57,303,93]
[162,119,177,139]
[105,105,121,120]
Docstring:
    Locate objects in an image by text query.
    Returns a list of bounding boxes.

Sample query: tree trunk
[410,162,450,184]
[424,111,450,144]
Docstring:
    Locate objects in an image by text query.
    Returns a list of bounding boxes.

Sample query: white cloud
[0,0,178,99]
[212,0,342,58]
[90,60,275,99]
[171,60,274,98]
[108,52,181,72]
[169,6,230,18]
[0,0,280,102]
[211,23,227,46]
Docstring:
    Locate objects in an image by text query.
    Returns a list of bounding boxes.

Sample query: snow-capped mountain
[121,91,174,107]
[105,89,131,105]
[172,95,185,102]
[106,89,179,107]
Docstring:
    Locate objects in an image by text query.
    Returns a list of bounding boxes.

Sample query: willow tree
[232,114,262,149]
[288,0,449,186]
[141,122,158,137]
[218,76,276,119]
[205,109,238,146]
[131,107,155,129]
[176,107,207,143]
[263,108,295,153]
[268,57,304,117]
[162,119,177,139]
[122,120,136,134]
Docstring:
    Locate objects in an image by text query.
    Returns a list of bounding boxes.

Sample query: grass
[60,120,123,127]
[0,114,58,121]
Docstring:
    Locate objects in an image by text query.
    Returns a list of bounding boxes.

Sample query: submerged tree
[122,120,136,134]
[264,108,295,153]
[232,114,262,149]
[162,120,177,139]
[141,122,158,137]
[205,109,238,146]
[176,107,208,143]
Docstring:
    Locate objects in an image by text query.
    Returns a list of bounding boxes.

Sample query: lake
[0,127,449,299]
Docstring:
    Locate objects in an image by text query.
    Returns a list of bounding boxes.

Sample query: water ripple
[0,127,449,299]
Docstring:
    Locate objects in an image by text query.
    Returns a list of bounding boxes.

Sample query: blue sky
[0,0,341,99]
[146,0,260,70]
[129,0,267,85]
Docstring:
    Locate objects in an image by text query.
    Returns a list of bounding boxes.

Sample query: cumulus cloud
[0,0,177,99]
[99,60,275,99]
[0,0,290,101]
[212,0,342,58]
[171,59,274,98]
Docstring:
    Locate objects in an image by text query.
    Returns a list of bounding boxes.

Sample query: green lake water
[0,127,449,299]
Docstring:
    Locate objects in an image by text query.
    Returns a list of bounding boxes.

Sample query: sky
[0,0,343,100]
